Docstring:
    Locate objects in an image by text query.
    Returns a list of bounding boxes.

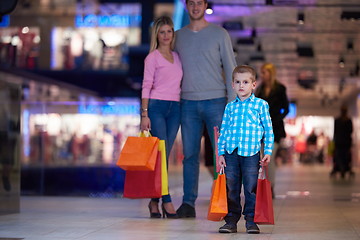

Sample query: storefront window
[22,99,140,167]
[51,27,139,70]
[49,2,142,70]
[0,27,40,69]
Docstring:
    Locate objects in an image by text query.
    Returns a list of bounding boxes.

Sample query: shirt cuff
[264,149,272,155]
[218,149,225,156]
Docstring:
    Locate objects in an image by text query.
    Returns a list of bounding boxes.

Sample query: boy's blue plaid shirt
[218,94,274,157]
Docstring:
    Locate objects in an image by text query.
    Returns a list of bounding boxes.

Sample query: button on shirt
[218,94,274,157]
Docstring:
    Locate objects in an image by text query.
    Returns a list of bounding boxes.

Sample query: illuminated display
[287,102,297,119]
[0,15,10,27]
[75,14,141,28]
[75,3,142,28]
[78,102,140,115]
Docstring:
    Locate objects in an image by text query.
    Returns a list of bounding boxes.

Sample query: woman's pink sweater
[141,49,183,101]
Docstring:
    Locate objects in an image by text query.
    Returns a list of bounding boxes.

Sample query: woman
[255,63,289,198]
[141,16,182,218]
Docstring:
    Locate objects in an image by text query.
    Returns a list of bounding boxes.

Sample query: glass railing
[20,99,143,196]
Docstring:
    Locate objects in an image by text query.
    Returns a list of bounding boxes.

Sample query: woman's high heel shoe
[161,203,178,219]
[148,201,161,218]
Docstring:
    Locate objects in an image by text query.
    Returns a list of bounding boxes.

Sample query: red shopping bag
[254,166,275,225]
[207,167,228,221]
[123,147,162,199]
[117,132,159,171]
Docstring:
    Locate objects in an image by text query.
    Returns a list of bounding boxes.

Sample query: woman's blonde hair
[261,63,277,87]
[149,16,175,52]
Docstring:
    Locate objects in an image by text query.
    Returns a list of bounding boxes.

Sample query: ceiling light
[205,2,213,15]
[339,56,345,68]
[298,12,304,25]
[22,26,29,34]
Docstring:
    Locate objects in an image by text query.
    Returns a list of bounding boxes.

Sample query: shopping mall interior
[0,0,360,239]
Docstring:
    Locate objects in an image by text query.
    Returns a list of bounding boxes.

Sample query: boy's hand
[217,155,226,172]
[260,154,271,166]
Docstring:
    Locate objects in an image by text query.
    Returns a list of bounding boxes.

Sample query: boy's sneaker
[246,221,260,234]
[176,203,196,218]
[219,223,237,233]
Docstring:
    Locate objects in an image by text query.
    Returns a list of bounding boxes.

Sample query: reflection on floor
[0,163,360,240]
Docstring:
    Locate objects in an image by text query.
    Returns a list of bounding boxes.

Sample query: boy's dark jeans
[223,150,260,224]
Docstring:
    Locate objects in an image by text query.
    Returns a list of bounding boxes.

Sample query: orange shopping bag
[117,131,159,171]
[207,166,228,221]
[254,166,275,225]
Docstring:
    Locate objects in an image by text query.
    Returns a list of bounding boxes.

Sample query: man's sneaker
[176,203,196,218]
[219,223,237,233]
[246,221,260,234]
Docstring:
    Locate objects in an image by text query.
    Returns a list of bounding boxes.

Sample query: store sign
[0,15,10,27]
[78,103,140,115]
[75,14,141,28]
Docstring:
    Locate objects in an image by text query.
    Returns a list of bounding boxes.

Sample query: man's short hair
[186,0,208,4]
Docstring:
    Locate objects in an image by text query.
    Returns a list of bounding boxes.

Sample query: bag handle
[138,130,151,137]
[218,165,225,175]
[258,165,269,180]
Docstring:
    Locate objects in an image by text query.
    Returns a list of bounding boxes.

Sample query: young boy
[217,65,274,234]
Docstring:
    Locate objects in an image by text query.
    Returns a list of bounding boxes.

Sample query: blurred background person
[140,16,182,218]
[330,105,354,179]
[316,131,327,164]
[255,63,289,198]
[304,129,318,164]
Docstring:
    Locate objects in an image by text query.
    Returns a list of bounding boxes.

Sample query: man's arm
[219,29,237,102]
[218,104,230,156]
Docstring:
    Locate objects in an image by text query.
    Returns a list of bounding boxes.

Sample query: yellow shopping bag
[158,140,169,196]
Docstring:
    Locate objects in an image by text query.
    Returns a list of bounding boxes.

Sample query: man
[175,0,237,218]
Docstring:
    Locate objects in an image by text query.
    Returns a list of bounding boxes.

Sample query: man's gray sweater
[175,23,236,101]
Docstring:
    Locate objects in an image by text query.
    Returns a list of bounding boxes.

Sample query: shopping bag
[254,166,275,225]
[207,166,228,221]
[123,148,162,198]
[117,131,159,171]
[158,140,169,196]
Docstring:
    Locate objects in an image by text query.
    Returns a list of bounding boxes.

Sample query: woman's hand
[140,116,151,131]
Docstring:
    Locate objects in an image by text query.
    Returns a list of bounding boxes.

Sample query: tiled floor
[0,163,360,240]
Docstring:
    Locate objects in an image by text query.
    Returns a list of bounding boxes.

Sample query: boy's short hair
[232,65,256,82]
